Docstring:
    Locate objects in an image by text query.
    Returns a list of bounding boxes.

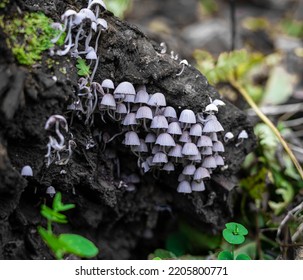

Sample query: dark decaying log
[0,0,255,259]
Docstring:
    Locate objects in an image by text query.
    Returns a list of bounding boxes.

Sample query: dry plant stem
[230,78,303,180]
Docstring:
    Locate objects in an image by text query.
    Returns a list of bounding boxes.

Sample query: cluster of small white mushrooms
[36,0,249,194]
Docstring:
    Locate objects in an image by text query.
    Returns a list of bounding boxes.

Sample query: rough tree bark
[0,0,255,259]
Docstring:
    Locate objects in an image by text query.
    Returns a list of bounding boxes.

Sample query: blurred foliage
[199,0,218,16]
[0,12,64,65]
[280,19,303,38]
[103,0,132,19]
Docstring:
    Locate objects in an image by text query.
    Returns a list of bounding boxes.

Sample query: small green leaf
[152,249,177,259]
[225,222,248,236]
[37,226,65,260]
[52,192,75,212]
[236,254,251,260]
[223,229,245,245]
[76,58,91,77]
[40,205,67,224]
[153,257,162,260]
[58,234,99,258]
[218,251,234,260]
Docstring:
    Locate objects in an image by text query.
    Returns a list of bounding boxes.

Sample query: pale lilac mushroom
[101,79,115,93]
[135,90,149,105]
[114,81,136,103]
[235,130,248,147]
[182,164,196,176]
[151,115,169,131]
[224,132,234,143]
[212,141,225,152]
[152,152,168,164]
[177,180,192,193]
[202,156,217,169]
[162,162,175,173]
[124,131,140,146]
[191,181,205,192]
[182,142,199,157]
[155,133,176,150]
[179,109,196,129]
[203,115,224,133]
[167,122,182,136]
[197,135,213,148]
[193,167,210,181]
[136,106,153,131]
[21,165,33,177]
[46,186,56,198]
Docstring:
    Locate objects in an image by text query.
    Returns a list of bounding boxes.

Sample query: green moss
[0,12,65,65]
[0,0,10,9]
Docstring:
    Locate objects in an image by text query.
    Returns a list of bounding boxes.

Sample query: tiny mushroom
[124,131,140,146]
[182,142,199,157]
[101,79,115,93]
[191,181,205,192]
[193,167,210,181]
[179,109,196,129]
[236,130,248,147]
[46,186,56,198]
[162,162,175,173]
[21,165,33,177]
[182,164,196,176]
[177,180,192,193]
[224,132,234,143]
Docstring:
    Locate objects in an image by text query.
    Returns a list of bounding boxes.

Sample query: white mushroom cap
[155,133,176,147]
[193,167,210,181]
[188,153,202,162]
[133,139,148,153]
[124,131,140,146]
[182,164,196,175]
[177,180,192,193]
[212,141,225,152]
[203,118,224,133]
[189,123,203,137]
[191,181,205,192]
[145,132,156,143]
[163,106,177,119]
[202,156,217,169]
[179,131,191,143]
[61,9,77,21]
[96,18,108,30]
[205,103,218,113]
[214,155,225,166]
[197,136,213,147]
[151,115,168,129]
[136,106,153,120]
[201,146,213,155]
[88,0,107,10]
[46,186,56,197]
[86,48,97,60]
[135,90,149,104]
[168,144,183,158]
[212,99,226,106]
[74,8,97,25]
[114,81,136,96]
[44,115,68,132]
[238,130,248,139]
[210,132,218,142]
[124,94,135,103]
[122,113,138,126]
[182,142,199,156]
[224,132,234,142]
[152,152,168,164]
[100,93,116,109]
[141,160,150,173]
[179,109,196,124]
[162,162,175,172]
[148,92,166,107]
[101,79,114,90]
[116,103,127,114]
[21,165,33,176]
[167,122,182,135]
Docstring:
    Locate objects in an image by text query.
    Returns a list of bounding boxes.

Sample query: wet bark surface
[0,0,256,259]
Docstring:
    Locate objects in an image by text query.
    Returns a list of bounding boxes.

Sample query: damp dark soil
[0,0,256,259]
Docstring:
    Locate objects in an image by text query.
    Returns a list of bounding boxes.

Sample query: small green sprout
[218,222,251,260]
[76,58,91,77]
[38,192,99,260]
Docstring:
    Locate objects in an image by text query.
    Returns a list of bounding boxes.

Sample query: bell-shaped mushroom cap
[61,9,77,21]
[155,133,176,147]
[193,167,210,181]
[197,135,213,147]
[167,122,182,135]
[145,132,156,143]
[202,156,217,169]
[168,144,183,158]
[133,139,148,153]
[45,115,68,131]
[114,81,136,96]
[179,131,191,143]
[86,47,97,60]
[96,18,108,30]
[88,0,107,10]
[162,162,175,172]
[224,132,234,142]
[189,123,203,137]
[136,106,153,120]
[177,180,192,193]
[212,141,225,152]
[191,181,205,192]
[76,8,97,23]
[151,115,168,129]
[205,103,218,113]
[179,109,196,124]
[148,92,166,107]
[201,146,213,155]
[203,118,224,133]
[152,145,160,155]
[21,165,33,176]
[182,142,199,156]
[141,160,150,173]
[122,113,138,126]
[238,130,248,139]
[100,93,116,109]
[124,131,140,146]
[188,153,202,162]
[178,173,186,182]
[152,152,168,164]
[116,103,127,114]
[124,94,135,103]
[214,154,225,166]
[46,186,56,197]
[212,99,226,106]
[182,164,196,175]
[101,79,115,90]
[135,90,149,104]
[163,106,177,119]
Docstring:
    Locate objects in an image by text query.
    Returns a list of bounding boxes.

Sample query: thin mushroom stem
[230,77,303,180]
[55,121,65,146]
[90,56,100,82]
[71,23,84,55]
